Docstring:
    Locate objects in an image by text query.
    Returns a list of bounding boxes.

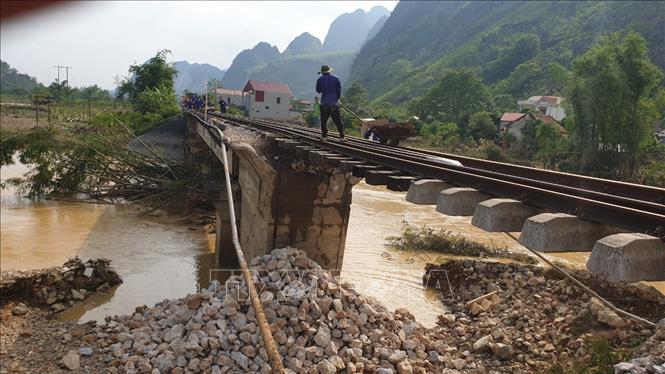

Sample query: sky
[1,1,398,90]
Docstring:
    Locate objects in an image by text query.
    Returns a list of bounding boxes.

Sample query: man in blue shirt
[315,65,345,141]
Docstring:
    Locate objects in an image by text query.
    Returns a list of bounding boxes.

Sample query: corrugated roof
[500,112,526,123]
[215,88,244,96]
[524,95,563,105]
[243,80,292,95]
[530,112,567,134]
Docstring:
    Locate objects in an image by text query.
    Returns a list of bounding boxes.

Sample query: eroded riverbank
[3,157,664,326]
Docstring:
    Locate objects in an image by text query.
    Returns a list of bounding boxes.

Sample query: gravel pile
[91,248,443,373]
[424,260,665,373]
[615,319,665,374]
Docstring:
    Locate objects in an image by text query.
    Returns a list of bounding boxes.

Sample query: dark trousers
[320,105,345,138]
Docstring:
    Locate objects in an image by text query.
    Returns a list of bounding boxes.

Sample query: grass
[386,223,538,264]
[544,336,639,374]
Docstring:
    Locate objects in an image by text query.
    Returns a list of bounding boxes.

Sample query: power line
[52,65,72,104]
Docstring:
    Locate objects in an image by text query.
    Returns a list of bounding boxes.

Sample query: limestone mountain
[221,42,281,89]
[173,61,226,95]
[349,1,665,104]
[219,7,391,98]
[322,6,390,52]
[245,51,356,99]
[283,33,323,56]
[364,14,388,44]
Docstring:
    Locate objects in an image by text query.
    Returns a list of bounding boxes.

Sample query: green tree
[117,50,178,105]
[483,33,541,82]
[342,81,369,114]
[494,61,571,98]
[0,60,45,95]
[48,80,68,101]
[420,121,461,148]
[468,111,497,141]
[409,68,491,125]
[518,119,542,156]
[568,31,663,175]
[535,122,566,168]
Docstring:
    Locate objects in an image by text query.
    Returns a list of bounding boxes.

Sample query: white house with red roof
[500,112,567,140]
[517,95,566,121]
[242,80,293,119]
[214,88,245,108]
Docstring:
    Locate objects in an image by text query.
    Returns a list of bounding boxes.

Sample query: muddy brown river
[2,161,663,327]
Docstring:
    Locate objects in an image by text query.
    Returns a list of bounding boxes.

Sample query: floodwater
[1,160,216,321]
[2,161,663,327]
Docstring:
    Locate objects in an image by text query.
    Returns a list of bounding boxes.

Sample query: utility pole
[53,66,61,84]
[204,79,208,122]
[64,66,71,105]
[47,98,52,130]
[53,65,72,104]
[34,96,39,127]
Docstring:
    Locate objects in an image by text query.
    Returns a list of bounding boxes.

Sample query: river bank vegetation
[1,51,215,214]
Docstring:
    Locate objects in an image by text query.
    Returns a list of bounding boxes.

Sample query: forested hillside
[1,60,44,95]
[350,1,665,103]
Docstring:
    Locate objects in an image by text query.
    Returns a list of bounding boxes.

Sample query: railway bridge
[184,111,665,283]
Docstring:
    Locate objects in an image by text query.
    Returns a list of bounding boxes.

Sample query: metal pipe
[206,122,285,373]
[339,102,365,123]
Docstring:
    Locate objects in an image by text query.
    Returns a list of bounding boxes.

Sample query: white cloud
[0,1,397,90]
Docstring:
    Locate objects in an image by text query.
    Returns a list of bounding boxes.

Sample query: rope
[505,232,656,328]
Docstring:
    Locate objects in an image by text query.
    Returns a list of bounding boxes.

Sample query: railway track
[196,111,665,239]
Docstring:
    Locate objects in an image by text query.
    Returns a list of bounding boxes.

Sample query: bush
[468,111,497,141]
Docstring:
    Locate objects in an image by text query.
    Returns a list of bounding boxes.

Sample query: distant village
[215,79,665,145]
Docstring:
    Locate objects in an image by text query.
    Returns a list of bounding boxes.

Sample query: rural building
[242,80,292,119]
[657,129,665,145]
[293,99,314,113]
[215,88,245,107]
[500,112,567,140]
[517,95,566,121]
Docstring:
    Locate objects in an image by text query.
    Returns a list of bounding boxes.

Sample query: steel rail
[206,113,665,237]
[188,112,285,373]
[208,112,665,217]
[211,112,665,205]
[364,139,665,205]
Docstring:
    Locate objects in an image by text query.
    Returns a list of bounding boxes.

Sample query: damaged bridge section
[187,114,359,270]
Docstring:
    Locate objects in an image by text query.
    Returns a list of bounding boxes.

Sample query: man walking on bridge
[316,65,345,141]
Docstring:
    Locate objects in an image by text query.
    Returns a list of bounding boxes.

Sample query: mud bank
[0,258,122,313]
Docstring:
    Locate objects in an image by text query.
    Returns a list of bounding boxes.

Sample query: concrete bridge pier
[187,115,362,271]
[234,142,360,271]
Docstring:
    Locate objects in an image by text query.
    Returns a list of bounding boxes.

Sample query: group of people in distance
[181,93,205,110]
